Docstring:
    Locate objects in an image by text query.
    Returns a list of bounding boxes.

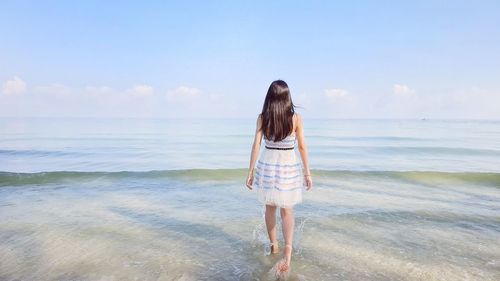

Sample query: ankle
[269,241,279,253]
[283,244,292,260]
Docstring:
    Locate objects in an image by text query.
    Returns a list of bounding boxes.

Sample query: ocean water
[0,117,499,281]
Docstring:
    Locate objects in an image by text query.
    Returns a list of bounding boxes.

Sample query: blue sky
[1,1,499,119]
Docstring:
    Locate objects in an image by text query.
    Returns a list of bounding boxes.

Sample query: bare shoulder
[294,112,303,125]
[256,114,262,129]
[295,112,302,121]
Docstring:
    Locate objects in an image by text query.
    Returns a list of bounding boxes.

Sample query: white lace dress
[254,133,304,208]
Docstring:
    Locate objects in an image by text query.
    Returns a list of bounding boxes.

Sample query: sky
[1,0,500,119]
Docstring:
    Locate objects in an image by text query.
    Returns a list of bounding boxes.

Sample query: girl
[246,79,313,277]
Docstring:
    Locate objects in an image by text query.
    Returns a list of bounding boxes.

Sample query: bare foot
[275,244,292,279]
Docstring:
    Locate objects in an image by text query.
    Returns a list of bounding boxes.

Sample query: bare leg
[265,204,279,253]
[280,207,294,268]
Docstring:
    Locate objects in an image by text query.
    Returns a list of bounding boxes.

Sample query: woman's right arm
[246,115,263,189]
[296,113,313,190]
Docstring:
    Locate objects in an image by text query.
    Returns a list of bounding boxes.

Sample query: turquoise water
[1,117,499,280]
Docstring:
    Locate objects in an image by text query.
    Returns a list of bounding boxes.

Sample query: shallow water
[1,118,500,280]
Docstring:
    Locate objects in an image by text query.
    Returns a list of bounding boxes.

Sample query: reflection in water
[1,171,499,280]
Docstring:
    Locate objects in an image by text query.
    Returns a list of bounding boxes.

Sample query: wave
[0,169,247,186]
[314,170,500,187]
[1,169,499,187]
[3,145,500,158]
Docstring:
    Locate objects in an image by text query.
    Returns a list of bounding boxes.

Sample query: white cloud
[318,88,366,118]
[84,86,115,97]
[163,86,235,117]
[36,83,71,96]
[35,84,119,98]
[127,84,154,97]
[166,86,202,102]
[370,84,421,118]
[324,88,348,100]
[393,84,416,97]
[2,76,27,95]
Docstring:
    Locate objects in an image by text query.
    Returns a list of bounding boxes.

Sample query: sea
[0,117,499,281]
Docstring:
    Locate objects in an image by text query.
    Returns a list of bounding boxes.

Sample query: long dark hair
[260,80,296,141]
